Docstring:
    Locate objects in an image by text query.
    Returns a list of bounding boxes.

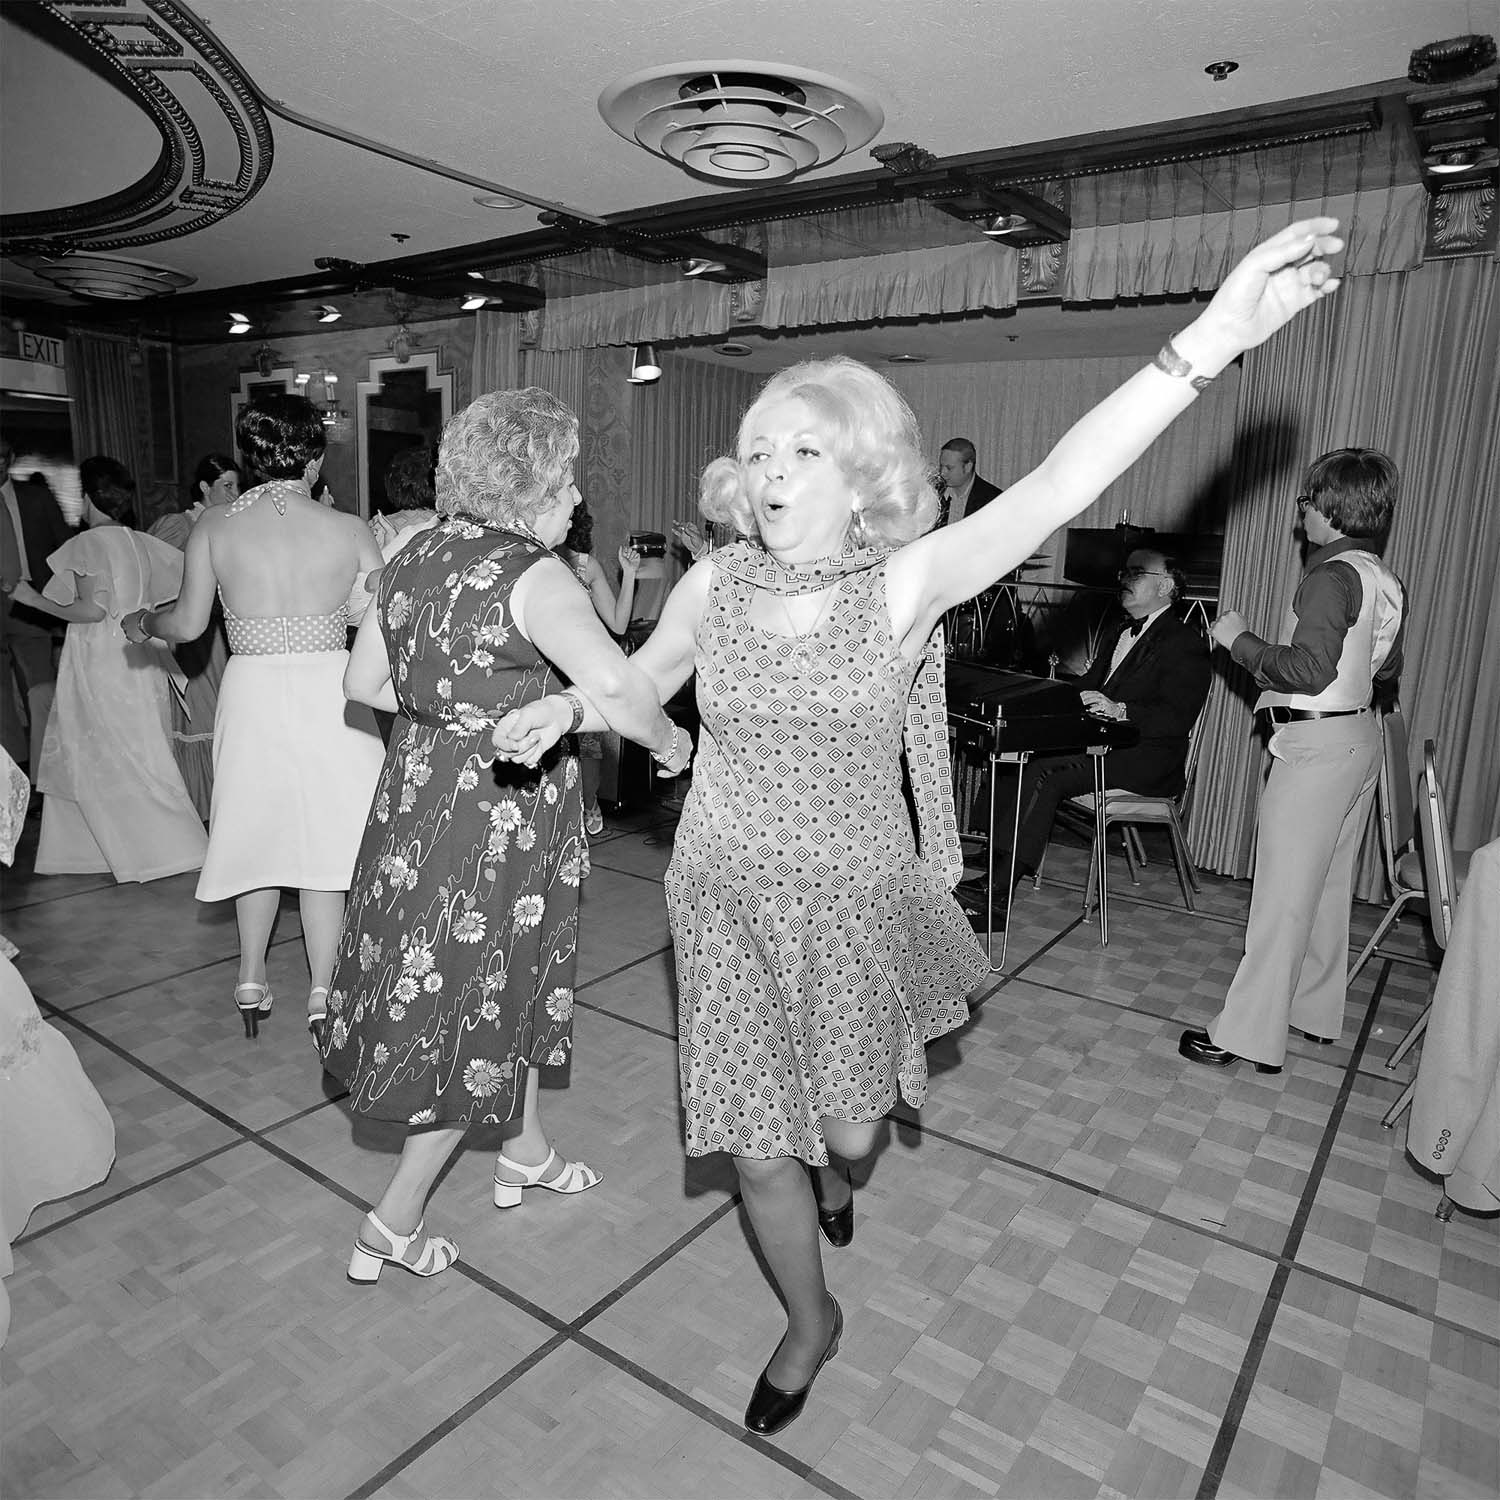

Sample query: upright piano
[944,661,1140,962]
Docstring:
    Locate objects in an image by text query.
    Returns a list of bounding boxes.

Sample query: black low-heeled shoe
[813,1166,854,1249]
[744,1296,843,1436]
[1178,1026,1281,1075]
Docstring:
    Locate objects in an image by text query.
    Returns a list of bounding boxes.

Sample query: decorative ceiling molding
[0,0,273,257]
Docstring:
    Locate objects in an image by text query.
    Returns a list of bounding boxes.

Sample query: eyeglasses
[1118,566,1167,581]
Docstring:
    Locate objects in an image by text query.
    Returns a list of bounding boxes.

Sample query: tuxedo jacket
[1076,609,1211,796]
[2,477,71,638]
[940,474,1002,526]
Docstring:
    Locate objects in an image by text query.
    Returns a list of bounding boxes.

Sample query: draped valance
[1065,134,1427,300]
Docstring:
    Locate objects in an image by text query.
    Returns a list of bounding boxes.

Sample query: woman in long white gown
[12,459,206,882]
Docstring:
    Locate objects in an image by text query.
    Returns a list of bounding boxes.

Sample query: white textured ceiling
[0,0,1472,300]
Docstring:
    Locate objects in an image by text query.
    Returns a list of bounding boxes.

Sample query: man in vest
[1181,447,1406,1074]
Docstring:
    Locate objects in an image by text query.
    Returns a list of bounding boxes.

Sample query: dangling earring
[851,505,868,547]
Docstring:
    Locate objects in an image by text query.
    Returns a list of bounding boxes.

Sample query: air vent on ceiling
[17,253,196,300]
[599,62,884,184]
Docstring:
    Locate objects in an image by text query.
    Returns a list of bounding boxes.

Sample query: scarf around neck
[714,541,965,892]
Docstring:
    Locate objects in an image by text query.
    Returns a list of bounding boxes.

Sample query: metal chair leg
[1346,890,1419,984]
[1121,825,1141,886]
[1436,1194,1455,1222]
[1166,812,1198,911]
[1381,1078,1414,1128]
[1386,1005,1430,1070]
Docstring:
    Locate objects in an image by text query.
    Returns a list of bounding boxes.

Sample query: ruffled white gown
[36,527,208,882]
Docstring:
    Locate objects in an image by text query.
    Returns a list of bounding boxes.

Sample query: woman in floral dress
[322,388,690,1284]
[494,219,1347,1433]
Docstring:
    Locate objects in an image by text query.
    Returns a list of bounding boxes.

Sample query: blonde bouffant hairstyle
[435,387,579,526]
[700,357,939,547]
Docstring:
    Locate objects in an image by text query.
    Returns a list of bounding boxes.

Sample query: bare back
[202,485,380,618]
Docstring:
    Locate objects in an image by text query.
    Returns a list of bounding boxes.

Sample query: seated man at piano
[963,547,1211,923]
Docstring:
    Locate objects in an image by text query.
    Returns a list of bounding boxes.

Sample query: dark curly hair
[80,455,137,524]
[563,497,595,555]
[235,393,326,480]
[384,445,436,511]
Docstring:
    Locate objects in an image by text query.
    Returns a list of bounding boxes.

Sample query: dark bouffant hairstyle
[235,393,326,480]
[80,455,137,523]
[1304,447,1398,543]
[563,497,595,555]
[384,445,436,511]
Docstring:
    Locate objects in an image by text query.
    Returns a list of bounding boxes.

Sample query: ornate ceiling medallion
[0,0,272,257]
[599,62,884,185]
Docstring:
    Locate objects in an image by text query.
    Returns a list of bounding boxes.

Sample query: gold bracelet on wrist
[559,690,586,734]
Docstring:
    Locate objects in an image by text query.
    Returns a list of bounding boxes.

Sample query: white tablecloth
[1407,837,1500,1211]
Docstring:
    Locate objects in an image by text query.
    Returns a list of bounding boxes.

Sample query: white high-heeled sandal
[492,1147,601,1208]
[347,1211,459,1283]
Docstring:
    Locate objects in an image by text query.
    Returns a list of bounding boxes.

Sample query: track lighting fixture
[631,343,662,381]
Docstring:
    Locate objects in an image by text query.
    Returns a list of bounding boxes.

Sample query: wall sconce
[631,342,661,381]
[254,341,279,377]
[390,324,412,363]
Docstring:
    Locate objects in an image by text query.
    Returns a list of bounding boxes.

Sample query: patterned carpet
[3,808,1495,1500]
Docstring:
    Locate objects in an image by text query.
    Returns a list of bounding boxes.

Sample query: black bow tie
[1125,617,1146,637]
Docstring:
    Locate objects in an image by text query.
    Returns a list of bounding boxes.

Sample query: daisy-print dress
[321,518,586,1125]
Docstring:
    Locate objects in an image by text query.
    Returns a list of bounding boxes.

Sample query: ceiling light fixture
[631,343,662,381]
[1426,146,1499,174]
[715,341,753,357]
[228,313,252,334]
[461,293,489,310]
[316,304,342,322]
[599,62,884,185]
[982,214,1029,237]
[683,257,727,278]
[887,353,927,364]
[473,193,524,209]
[17,252,196,301]
[1204,59,1239,81]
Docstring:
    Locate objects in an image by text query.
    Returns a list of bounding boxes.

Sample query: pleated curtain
[66,333,149,519]
[1187,255,1500,889]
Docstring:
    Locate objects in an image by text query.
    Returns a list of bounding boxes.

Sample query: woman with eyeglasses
[1181,449,1405,1075]
[493,219,1347,1436]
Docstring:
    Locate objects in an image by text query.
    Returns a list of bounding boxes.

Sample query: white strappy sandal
[492,1147,602,1208]
[347,1211,459,1283]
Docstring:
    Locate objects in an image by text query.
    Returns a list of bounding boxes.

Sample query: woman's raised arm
[890,217,1344,640]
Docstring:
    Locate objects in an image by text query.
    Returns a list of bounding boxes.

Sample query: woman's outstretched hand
[493,698,568,769]
[1196,217,1343,356]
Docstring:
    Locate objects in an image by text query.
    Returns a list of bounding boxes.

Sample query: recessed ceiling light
[473,193,523,209]
[982,214,1028,237]
[887,353,927,364]
[715,341,753,356]
[1204,59,1239,81]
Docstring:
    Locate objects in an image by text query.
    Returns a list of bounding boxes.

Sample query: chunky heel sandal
[492,1147,601,1208]
[307,985,330,1051]
[234,981,274,1040]
[346,1211,458,1283]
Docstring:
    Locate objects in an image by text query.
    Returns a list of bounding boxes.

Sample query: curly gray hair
[435,388,579,527]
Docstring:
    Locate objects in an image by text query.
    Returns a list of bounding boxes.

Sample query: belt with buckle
[1262,706,1370,724]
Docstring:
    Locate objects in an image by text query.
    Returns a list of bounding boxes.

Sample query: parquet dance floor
[3,804,1495,1500]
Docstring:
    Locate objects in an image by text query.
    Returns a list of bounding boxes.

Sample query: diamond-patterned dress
[665,545,988,1164]
[321,519,585,1126]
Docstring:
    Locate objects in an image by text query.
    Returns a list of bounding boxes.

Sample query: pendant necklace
[778,580,838,666]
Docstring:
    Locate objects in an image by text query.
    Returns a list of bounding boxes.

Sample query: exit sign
[19,332,64,365]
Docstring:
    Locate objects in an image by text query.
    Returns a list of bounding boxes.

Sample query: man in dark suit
[963,548,1211,921]
[937,438,1001,526]
[0,435,73,771]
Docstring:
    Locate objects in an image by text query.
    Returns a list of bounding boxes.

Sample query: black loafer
[1298,1030,1336,1045]
[1178,1027,1282,1075]
[744,1296,843,1435]
[817,1198,854,1249]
